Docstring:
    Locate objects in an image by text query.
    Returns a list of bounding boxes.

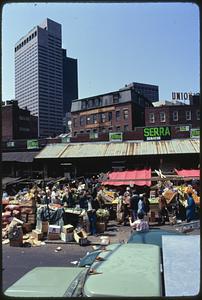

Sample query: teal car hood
[4,267,84,297]
[84,243,162,297]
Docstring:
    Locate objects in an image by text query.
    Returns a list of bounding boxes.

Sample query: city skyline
[2,2,200,102]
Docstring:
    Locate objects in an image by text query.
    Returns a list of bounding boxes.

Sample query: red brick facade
[145,105,200,128]
[71,102,136,136]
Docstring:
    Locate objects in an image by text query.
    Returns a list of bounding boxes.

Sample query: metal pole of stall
[43,164,50,222]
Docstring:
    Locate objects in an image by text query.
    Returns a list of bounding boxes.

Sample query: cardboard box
[48,225,61,234]
[32,229,43,241]
[60,232,74,242]
[10,239,23,247]
[47,232,60,240]
[22,223,33,233]
[62,224,74,234]
[27,214,36,224]
[9,226,23,247]
[36,220,49,233]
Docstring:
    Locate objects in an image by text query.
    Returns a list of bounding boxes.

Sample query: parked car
[127,228,184,248]
[4,243,162,297]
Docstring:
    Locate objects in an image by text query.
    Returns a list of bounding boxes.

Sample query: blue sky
[2,2,200,101]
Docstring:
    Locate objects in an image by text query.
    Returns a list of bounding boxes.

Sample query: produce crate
[27,214,36,224]
[22,223,33,233]
[47,232,60,240]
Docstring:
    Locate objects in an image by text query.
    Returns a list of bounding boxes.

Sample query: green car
[4,243,162,297]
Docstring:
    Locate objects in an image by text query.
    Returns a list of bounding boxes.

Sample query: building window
[86,116,91,125]
[185,111,192,121]
[116,110,121,121]
[124,124,129,131]
[108,127,113,131]
[160,112,166,122]
[100,113,106,123]
[93,114,97,123]
[196,110,200,120]
[172,111,178,121]
[149,113,155,123]
[123,109,129,120]
[88,99,93,108]
[80,116,85,126]
[113,94,119,103]
[73,118,77,127]
[108,112,112,121]
[81,101,86,110]
[95,98,99,106]
[116,126,121,131]
[74,131,77,136]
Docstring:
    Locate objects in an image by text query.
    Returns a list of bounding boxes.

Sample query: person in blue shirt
[186,192,196,222]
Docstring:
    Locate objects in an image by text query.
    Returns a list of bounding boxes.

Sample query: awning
[174,169,200,178]
[102,169,151,186]
[35,138,200,159]
[2,151,39,162]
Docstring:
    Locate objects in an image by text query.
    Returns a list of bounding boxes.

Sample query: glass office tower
[15,18,63,137]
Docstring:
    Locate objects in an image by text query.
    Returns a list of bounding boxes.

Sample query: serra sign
[144,127,171,141]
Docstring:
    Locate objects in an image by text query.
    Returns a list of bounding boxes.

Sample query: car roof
[127,228,184,248]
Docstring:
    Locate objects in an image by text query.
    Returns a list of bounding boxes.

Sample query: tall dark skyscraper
[62,49,78,115]
[15,18,78,137]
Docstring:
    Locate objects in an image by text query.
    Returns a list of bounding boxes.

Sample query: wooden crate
[22,223,33,233]
[47,232,60,240]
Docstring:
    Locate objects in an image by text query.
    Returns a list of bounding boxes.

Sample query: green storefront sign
[7,141,15,147]
[190,128,200,138]
[109,132,123,142]
[143,126,171,141]
[27,139,39,149]
[179,126,189,132]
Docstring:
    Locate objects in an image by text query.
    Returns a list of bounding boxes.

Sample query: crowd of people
[3,175,200,234]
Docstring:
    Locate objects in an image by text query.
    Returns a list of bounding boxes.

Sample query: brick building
[2,100,38,141]
[145,100,200,129]
[71,85,153,136]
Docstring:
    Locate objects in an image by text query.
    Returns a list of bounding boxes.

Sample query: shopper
[158,191,168,225]
[129,212,149,231]
[130,191,139,222]
[186,191,196,222]
[137,194,146,215]
[123,189,131,225]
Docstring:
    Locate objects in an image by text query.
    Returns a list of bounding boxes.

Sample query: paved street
[2,220,200,293]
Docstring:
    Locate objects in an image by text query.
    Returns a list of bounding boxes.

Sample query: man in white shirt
[129,212,149,232]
